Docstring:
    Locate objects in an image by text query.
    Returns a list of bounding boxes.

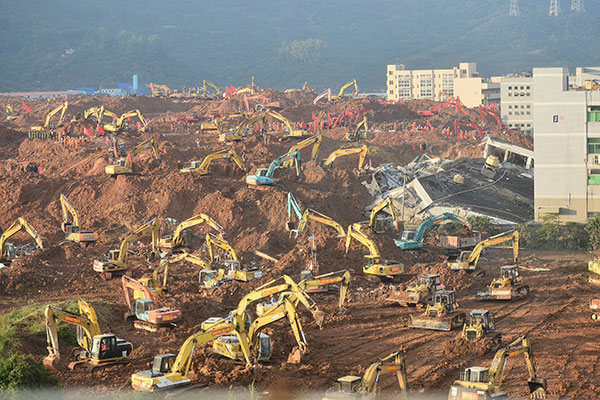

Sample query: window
[389,90,394,94]
[508,105,512,109]
[508,93,512,97]
[527,124,531,127]
[527,105,531,109]
[508,86,513,90]
[509,112,513,115]
[588,138,600,154]
[389,71,393,75]
[520,86,524,90]
[389,81,393,85]
[588,106,600,122]
[526,92,531,96]
[526,86,531,89]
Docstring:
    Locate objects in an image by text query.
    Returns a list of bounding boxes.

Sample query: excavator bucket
[313,310,325,328]
[528,378,547,399]
[43,355,61,371]
[287,346,303,364]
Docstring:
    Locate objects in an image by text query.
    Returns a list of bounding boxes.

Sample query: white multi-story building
[500,75,534,135]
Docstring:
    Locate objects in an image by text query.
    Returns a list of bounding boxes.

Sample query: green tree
[586,214,600,251]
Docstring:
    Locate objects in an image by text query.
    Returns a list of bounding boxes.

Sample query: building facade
[453,77,500,108]
[533,67,600,223]
[500,75,534,135]
[386,62,478,102]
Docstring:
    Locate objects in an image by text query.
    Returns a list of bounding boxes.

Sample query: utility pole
[571,0,585,12]
[549,0,561,16]
[509,0,520,16]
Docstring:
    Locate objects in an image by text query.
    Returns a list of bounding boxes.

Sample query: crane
[395,212,463,250]
[449,335,547,400]
[332,80,358,100]
[0,217,45,264]
[345,223,403,280]
[159,213,224,250]
[59,193,98,245]
[105,137,159,176]
[323,352,407,400]
[264,109,310,138]
[368,197,400,234]
[31,102,69,132]
[245,149,301,187]
[448,230,519,274]
[92,217,160,279]
[122,275,183,332]
[323,145,368,172]
[43,299,132,371]
[180,148,245,175]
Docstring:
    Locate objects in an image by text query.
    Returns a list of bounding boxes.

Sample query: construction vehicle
[159,213,224,250]
[5,104,15,120]
[346,117,368,141]
[180,148,245,175]
[332,80,358,100]
[264,109,309,138]
[454,120,487,139]
[150,83,171,98]
[395,212,463,249]
[201,79,221,98]
[477,265,529,300]
[43,299,132,371]
[314,88,332,104]
[139,252,190,296]
[246,149,301,187]
[481,155,500,179]
[31,102,69,132]
[105,137,159,176]
[588,257,600,285]
[590,298,600,321]
[448,335,547,400]
[286,193,346,238]
[461,309,502,349]
[0,217,45,265]
[322,352,407,400]
[104,109,147,133]
[84,106,118,125]
[122,275,183,332]
[323,145,368,172]
[285,81,312,94]
[368,197,400,234]
[386,274,442,307]
[448,230,519,275]
[345,223,404,281]
[93,217,160,279]
[213,297,306,363]
[218,112,267,142]
[205,233,262,282]
[59,193,98,246]
[410,289,466,331]
[286,134,322,163]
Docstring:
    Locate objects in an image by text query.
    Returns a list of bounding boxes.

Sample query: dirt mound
[441,336,494,358]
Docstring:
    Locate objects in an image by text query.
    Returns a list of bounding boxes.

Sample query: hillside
[0,0,599,91]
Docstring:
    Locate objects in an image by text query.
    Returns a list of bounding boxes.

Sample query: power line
[549,0,561,16]
[571,0,585,12]
[509,0,520,16]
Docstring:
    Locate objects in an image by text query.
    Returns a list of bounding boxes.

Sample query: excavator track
[133,320,176,333]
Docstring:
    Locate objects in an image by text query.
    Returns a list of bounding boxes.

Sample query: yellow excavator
[286,192,345,238]
[264,109,310,138]
[347,116,369,141]
[332,80,358,101]
[59,193,98,246]
[159,213,224,250]
[477,265,529,300]
[104,109,147,133]
[448,230,519,276]
[83,106,117,125]
[132,276,323,392]
[587,256,600,285]
[286,134,322,164]
[217,113,264,142]
[323,352,407,400]
[150,83,171,98]
[368,197,400,234]
[139,252,190,296]
[448,335,547,400]
[205,233,262,282]
[202,79,221,98]
[31,102,69,132]
[284,81,312,93]
[43,299,133,371]
[213,296,307,363]
[323,144,368,172]
[345,223,403,281]
[106,137,159,176]
[0,217,45,265]
[180,148,245,175]
[93,217,160,279]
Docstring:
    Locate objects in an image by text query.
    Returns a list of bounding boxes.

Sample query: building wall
[501,76,533,135]
[453,78,500,108]
[533,67,600,223]
[386,62,477,102]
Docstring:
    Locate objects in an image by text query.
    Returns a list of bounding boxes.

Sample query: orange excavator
[454,120,487,139]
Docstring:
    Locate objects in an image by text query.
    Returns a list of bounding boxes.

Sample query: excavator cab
[333,376,362,393]
[90,334,132,362]
[498,265,521,285]
[151,354,176,376]
[254,168,269,177]
[459,366,489,384]
[399,230,417,242]
[213,333,272,362]
[417,274,441,291]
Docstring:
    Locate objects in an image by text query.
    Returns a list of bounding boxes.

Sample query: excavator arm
[31,102,69,131]
[264,109,309,138]
[359,352,407,394]
[297,209,346,238]
[60,193,80,229]
[369,197,400,232]
[345,223,380,258]
[0,217,45,260]
[333,80,358,100]
[115,217,160,267]
[122,275,155,312]
[323,145,368,170]
[206,233,239,262]
[467,230,519,268]
[287,192,304,231]
[162,213,224,249]
[287,134,322,162]
[299,270,351,310]
[180,148,245,174]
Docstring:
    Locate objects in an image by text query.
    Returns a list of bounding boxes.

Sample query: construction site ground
[0,94,595,399]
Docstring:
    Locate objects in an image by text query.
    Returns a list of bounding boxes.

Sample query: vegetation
[0,0,599,91]
[467,216,493,233]
[585,214,600,251]
[519,216,588,251]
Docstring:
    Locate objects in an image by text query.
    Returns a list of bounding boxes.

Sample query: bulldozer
[410,289,466,331]
[386,274,442,307]
[461,310,502,349]
[590,298,600,321]
[477,265,529,301]
[322,352,407,400]
[588,257,600,285]
[448,335,547,400]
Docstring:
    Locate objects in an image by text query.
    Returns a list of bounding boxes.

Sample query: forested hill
[1,0,599,92]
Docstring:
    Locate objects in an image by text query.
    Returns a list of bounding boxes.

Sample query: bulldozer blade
[589,275,600,286]
[287,346,302,364]
[528,378,547,399]
[410,315,451,331]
